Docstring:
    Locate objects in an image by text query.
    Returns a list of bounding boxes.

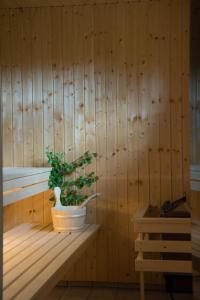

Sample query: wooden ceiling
[0,0,138,9]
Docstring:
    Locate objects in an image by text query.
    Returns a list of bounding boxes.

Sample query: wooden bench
[3,167,51,206]
[3,167,100,299]
[3,223,100,300]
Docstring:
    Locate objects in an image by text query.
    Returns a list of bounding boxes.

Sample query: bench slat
[4,224,47,253]
[3,168,51,206]
[4,228,84,298]
[3,224,36,246]
[4,223,33,239]
[3,169,50,191]
[15,224,100,300]
[4,225,53,271]
[3,229,72,289]
[3,224,99,300]
[4,181,49,206]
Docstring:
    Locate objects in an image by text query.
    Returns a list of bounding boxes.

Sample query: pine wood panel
[190,0,200,290]
[0,0,151,9]
[3,223,99,300]
[1,0,190,283]
[191,190,200,220]
[190,0,200,165]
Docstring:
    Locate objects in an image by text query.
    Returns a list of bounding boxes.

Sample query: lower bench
[3,223,100,300]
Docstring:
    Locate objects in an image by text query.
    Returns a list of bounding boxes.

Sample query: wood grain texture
[0,0,156,9]
[190,1,200,296]
[1,0,190,283]
[190,0,200,166]
[3,223,99,300]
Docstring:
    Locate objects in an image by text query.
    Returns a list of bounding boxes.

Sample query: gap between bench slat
[4,224,36,246]
[3,223,100,300]
[4,224,46,252]
[4,225,90,296]
[4,223,33,239]
[4,224,53,270]
[3,228,73,289]
[15,224,100,300]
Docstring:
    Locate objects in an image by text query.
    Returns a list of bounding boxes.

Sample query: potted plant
[46,148,99,232]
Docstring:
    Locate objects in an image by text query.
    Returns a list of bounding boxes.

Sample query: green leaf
[46,148,99,206]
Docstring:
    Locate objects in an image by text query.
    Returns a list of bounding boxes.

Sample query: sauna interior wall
[191,0,200,218]
[190,2,200,296]
[191,0,200,165]
[0,0,190,283]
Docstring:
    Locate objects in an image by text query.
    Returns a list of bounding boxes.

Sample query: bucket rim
[51,205,86,212]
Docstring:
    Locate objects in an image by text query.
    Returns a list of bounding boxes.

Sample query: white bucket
[51,206,86,232]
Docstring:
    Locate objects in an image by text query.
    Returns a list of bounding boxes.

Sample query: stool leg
[140,271,145,300]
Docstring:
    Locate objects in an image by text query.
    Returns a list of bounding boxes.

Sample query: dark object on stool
[161,197,192,294]
[160,196,187,216]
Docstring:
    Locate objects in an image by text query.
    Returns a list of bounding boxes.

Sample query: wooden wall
[190,0,200,165]
[190,2,200,296]
[0,0,190,283]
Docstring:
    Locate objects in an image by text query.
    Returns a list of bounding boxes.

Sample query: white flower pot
[51,205,86,232]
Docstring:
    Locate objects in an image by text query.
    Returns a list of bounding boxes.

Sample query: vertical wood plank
[62,6,76,280]
[83,5,97,281]
[94,3,108,281]
[105,3,119,282]
[33,192,44,224]
[126,2,139,282]
[170,0,183,200]
[32,7,44,166]
[43,190,53,225]
[148,0,161,206]
[72,5,86,280]
[22,197,34,223]
[181,0,190,199]
[159,0,172,204]
[21,8,34,166]
[73,6,85,160]
[137,1,150,208]
[1,9,13,167]
[63,5,75,162]
[116,2,129,282]
[42,7,54,158]
[19,9,34,218]
[10,9,23,167]
[3,205,16,232]
[51,6,64,153]
[190,0,200,165]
